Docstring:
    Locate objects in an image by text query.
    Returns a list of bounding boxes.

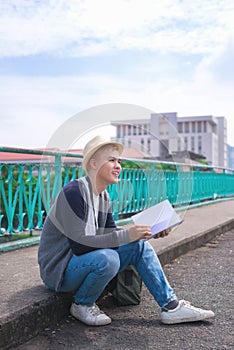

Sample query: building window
[191,136,195,152]
[197,121,202,133]
[138,125,142,135]
[185,122,189,133]
[184,136,188,150]
[133,125,137,135]
[144,124,148,135]
[141,138,144,151]
[117,125,121,138]
[198,135,202,153]
[192,121,196,133]
[147,139,151,152]
[203,121,207,132]
[128,139,131,147]
[128,125,131,135]
[177,137,181,151]
[178,123,183,133]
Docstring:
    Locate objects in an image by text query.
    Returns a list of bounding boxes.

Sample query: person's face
[94,145,122,186]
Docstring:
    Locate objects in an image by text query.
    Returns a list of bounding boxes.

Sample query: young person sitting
[38,135,214,326]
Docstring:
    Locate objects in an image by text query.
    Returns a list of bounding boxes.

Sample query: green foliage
[195,159,209,165]
[121,159,176,171]
[0,232,40,243]
[121,160,141,169]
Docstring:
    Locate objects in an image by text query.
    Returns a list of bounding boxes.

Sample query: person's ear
[89,158,97,170]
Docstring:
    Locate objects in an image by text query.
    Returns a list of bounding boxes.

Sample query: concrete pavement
[0,199,234,349]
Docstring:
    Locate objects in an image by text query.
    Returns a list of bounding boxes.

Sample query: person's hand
[153,228,171,239]
[128,225,152,242]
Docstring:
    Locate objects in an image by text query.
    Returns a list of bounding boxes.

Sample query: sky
[0,0,234,150]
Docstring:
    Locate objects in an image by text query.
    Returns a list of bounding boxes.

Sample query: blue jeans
[59,240,177,308]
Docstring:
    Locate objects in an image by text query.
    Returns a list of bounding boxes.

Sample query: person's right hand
[128,225,152,242]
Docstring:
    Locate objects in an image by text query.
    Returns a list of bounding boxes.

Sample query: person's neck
[87,174,107,195]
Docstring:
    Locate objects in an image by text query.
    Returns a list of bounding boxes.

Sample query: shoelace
[181,300,192,307]
[181,300,203,311]
[88,304,104,316]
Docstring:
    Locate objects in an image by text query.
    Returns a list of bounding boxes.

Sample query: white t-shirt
[93,193,100,227]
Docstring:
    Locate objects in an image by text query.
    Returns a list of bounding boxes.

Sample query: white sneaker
[161,300,215,324]
[70,303,112,326]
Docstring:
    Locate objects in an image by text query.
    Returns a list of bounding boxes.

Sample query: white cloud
[1,0,234,148]
[0,0,233,57]
[1,61,234,149]
[198,39,234,85]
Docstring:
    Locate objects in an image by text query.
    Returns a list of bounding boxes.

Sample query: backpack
[107,265,142,306]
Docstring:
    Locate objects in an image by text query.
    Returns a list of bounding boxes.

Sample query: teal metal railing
[1,146,234,235]
[0,147,83,234]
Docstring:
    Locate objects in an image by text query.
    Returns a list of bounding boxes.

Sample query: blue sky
[0,0,234,149]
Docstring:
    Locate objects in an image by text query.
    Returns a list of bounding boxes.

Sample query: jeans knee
[129,240,154,262]
[131,239,147,253]
[98,249,120,277]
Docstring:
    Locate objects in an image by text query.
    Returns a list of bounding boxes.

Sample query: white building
[177,115,227,167]
[113,118,151,153]
[111,113,227,167]
[227,145,234,169]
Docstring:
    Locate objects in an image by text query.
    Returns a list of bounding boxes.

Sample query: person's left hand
[153,228,171,239]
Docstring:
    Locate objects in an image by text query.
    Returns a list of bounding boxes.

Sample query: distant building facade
[177,115,227,167]
[111,113,228,167]
[227,145,234,169]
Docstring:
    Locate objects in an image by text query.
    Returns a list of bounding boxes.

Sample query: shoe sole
[161,314,215,324]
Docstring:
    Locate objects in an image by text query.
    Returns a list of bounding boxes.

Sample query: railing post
[17,165,25,232]
[52,154,62,202]
[35,165,44,229]
[6,165,14,233]
[0,214,4,234]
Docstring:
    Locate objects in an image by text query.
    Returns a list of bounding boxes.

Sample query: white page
[131,200,183,238]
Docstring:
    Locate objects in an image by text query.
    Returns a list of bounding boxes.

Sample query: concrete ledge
[0,236,40,253]
[0,293,73,350]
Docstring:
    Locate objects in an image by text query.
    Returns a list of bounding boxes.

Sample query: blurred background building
[111,113,229,168]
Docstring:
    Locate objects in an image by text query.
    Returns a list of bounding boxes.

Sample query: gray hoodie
[38,177,130,291]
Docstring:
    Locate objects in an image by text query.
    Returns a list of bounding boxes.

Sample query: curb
[158,218,234,266]
[0,292,73,350]
[0,236,40,253]
[1,219,234,350]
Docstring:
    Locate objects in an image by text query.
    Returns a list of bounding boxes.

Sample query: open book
[131,199,183,239]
